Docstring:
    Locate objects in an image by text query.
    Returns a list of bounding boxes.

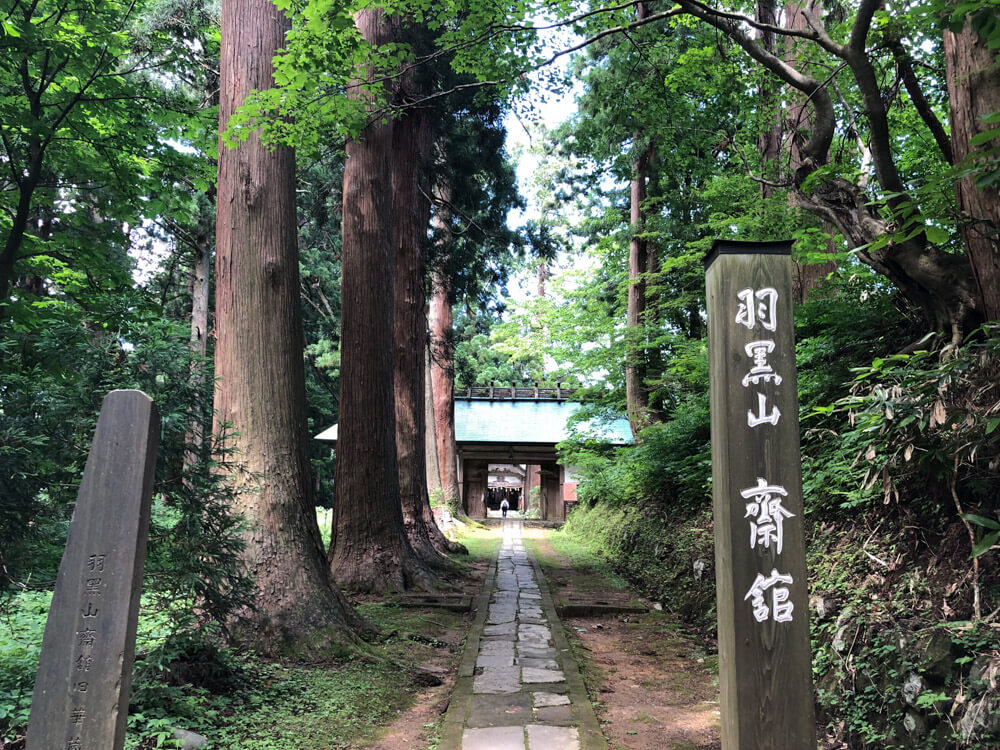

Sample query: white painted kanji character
[747,392,780,427]
[735,288,779,331]
[744,569,795,623]
[741,340,782,387]
[741,478,795,554]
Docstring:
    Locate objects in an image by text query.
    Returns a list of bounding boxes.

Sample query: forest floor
[370,522,721,750]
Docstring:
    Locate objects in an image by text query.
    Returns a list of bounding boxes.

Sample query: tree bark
[425,339,444,499]
[329,8,437,592]
[428,200,470,521]
[391,106,465,563]
[944,19,1000,323]
[214,0,366,651]
[183,196,215,477]
[784,1,837,303]
[625,141,651,437]
[755,0,782,192]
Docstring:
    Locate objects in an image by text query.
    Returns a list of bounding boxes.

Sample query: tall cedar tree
[624,1,652,438]
[329,8,438,591]
[944,17,1000,322]
[391,92,466,562]
[214,0,366,648]
[428,203,465,518]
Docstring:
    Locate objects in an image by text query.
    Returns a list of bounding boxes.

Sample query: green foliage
[0,591,49,740]
[562,500,717,633]
[124,598,467,749]
[808,325,1000,521]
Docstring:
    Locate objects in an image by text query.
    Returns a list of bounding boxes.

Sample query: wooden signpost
[27,390,160,750]
[705,240,816,749]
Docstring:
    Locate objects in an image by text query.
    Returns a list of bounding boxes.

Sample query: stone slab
[463,726,526,750]
[519,616,547,625]
[517,646,557,660]
[477,653,514,668]
[488,606,516,625]
[26,390,160,750]
[522,667,565,683]
[473,666,521,694]
[534,705,576,725]
[519,624,551,640]
[518,657,559,670]
[533,692,571,708]
[466,692,533,728]
[483,622,517,638]
[526,724,580,750]
[479,640,515,657]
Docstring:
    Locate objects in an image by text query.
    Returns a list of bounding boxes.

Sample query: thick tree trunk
[944,20,1000,323]
[214,0,366,650]
[755,0,782,190]
[428,203,470,521]
[625,143,651,437]
[784,1,837,303]
[329,8,437,592]
[391,108,465,563]
[425,340,444,499]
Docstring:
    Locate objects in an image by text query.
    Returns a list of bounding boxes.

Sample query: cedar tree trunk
[328,8,437,592]
[428,205,469,520]
[945,20,1000,323]
[214,0,366,650]
[183,199,214,477]
[425,339,444,499]
[625,140,651,437]
[784,1,837,303]
[391,108,465,562]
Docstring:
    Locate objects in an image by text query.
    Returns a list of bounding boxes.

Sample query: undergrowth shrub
[561,393,716,631]
[0,321,254,745]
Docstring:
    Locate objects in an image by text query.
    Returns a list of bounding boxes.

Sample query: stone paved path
[439,519,605,750]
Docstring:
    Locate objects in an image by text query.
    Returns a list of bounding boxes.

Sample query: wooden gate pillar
[539,462,562,521]
[462,459,488,518]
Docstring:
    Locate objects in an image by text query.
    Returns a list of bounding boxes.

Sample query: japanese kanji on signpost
[26,390,160,750]
[705,240,816,749]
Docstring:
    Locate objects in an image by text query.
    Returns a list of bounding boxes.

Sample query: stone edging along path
[438,518,606,750]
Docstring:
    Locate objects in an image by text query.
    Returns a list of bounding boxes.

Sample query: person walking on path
[500,498,509,518]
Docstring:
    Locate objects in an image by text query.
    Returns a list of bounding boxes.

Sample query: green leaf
[986,417,1000,435]
[969,127,1000,147]
[971,530,1000,558]
[961,514,1000,531]
[924,226,949,244]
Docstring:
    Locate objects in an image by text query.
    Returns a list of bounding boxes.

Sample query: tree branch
[676,0,835,169]
[887,37,953,164]
[850,0,881,54]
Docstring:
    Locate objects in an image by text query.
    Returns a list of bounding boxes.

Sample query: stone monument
[26,390,160,750]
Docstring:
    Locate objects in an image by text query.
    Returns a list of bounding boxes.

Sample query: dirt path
[523,526,721,750]
[369,524,720,750]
